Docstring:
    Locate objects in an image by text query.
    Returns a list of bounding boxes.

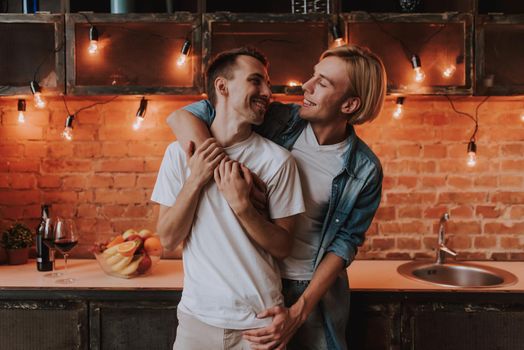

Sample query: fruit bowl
[91,229,163,279]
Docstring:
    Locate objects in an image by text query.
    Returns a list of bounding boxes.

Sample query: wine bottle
[36,204,53,271]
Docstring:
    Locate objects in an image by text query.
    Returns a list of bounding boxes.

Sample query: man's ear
[215,77,228,97]
[341,97,361,115]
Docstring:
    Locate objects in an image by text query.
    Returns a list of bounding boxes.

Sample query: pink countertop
[1,259,523,292]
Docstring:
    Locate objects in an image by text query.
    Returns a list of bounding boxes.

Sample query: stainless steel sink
[397,261,518,288]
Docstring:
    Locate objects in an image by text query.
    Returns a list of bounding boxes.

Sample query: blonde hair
[321,45,387,125]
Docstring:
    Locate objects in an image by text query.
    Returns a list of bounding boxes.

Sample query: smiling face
[222,55,271,126]
[299,55,355,125]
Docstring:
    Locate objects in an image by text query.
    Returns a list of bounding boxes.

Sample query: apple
[137,254,152,274]
[122,229,137,240]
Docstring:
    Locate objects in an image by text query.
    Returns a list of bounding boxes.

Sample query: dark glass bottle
[36,205,53,271]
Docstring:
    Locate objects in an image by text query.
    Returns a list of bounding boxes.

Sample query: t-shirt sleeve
[182,100,216,127]
[151,144,184,207]
[266,155,305,220]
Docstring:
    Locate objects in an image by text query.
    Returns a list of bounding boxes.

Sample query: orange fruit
[107,235,125,248]
[117,241,139,257]
[144,237,163,257]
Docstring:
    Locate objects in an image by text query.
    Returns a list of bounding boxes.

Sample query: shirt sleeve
[265,155,305,220]
[150,143,185,207]
[326,165,383,267]
[182,100,216,127]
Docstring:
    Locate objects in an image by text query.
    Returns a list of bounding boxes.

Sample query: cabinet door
[0,300,88,350]
[404,302,524,350]
[90,300,178,350]
[347,294,401,350]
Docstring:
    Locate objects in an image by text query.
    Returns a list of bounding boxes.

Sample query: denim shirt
[183,100,383,349]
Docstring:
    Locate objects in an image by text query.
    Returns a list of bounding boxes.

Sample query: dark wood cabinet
[0,299,88,350]
[348,292,524,350]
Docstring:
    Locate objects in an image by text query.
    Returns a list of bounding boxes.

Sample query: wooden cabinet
[0,14,65,97]
[0,299,88,350]
[349,292,524,350]
[90,300,179,350]
[65,13,202,95]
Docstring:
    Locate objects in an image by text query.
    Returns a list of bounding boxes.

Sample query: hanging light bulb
[62,114,74,141]
[466,139,477,167]
[520,111,524,122]
[88,26,99,54]
[176,40,191,66]
[410,54,425,83]
[17,99,26,123]
[288,81,300,87]
[30,81,46,109]
[331,24,345,47]
[393,97,405,119]
[442,65,456,79]
[133,97,148,130]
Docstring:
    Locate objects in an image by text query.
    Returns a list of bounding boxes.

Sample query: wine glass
[54,218,79,284]
[42,217,63,278]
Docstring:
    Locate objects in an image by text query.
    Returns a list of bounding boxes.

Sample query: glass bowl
[94,251,160,279]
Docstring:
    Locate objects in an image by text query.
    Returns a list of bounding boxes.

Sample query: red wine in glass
[55,239,78,253]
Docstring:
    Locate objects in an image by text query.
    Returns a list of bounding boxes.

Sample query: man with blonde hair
[168,45,387,350]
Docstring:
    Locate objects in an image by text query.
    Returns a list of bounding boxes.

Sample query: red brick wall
[0,96,523,260]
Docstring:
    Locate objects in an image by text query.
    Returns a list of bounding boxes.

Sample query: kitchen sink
[397,261,518,288]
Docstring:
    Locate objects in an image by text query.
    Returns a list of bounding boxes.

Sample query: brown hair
[206,47,269,106]
[321,45,387,125]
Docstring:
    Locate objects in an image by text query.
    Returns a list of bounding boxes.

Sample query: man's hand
[186,138,226,188]
[243,303,304,350]
[215,159,253,214]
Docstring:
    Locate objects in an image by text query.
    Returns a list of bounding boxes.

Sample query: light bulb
[467,140,477,167]
[34,92,46,109]
[393,97,405,119]
[176,54,187,66]
[17,99,26,123]
[334,38,346,47]
[414,67,425,82]
[177,40,191,67]
[62,126,73,141]
[62,115,74,141]
[88,26,99,55]
[30,81,46,109]
[133,116,144,130]
[288,81,300,87]
[88,40,98,54]
[18,111,26,123]
[442,65,456,78]
[411,55,425,83]
[520,112,524,122]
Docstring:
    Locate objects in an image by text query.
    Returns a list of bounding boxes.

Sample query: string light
[88,26,99,54]
[442,65,456,79]
[520,111,524,122]
[411,54,425,83]
[62,115,74,141]
[466,139,477,167]
[176,40,191,66]
[133,97,148,130]
[17,99,26,123]
[393,97,405,119]
[30,81,46,109]
[331,24,345,47]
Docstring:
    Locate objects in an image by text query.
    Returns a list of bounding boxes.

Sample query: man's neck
[310,119,350,145]
[210,104,252,147]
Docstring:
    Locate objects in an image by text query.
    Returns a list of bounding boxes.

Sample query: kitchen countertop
[1,259,523,292]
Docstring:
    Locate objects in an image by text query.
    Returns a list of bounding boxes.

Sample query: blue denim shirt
[183,100,383,350]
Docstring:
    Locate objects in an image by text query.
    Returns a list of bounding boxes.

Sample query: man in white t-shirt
[151,47,304,349]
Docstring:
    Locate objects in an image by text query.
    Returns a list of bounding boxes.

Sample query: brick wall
[0,96,523,260]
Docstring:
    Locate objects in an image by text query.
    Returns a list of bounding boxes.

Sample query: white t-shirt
[280,123,349,280]
[151,132,305,329]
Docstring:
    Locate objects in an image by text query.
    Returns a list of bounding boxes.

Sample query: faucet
[436,213,457,264]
